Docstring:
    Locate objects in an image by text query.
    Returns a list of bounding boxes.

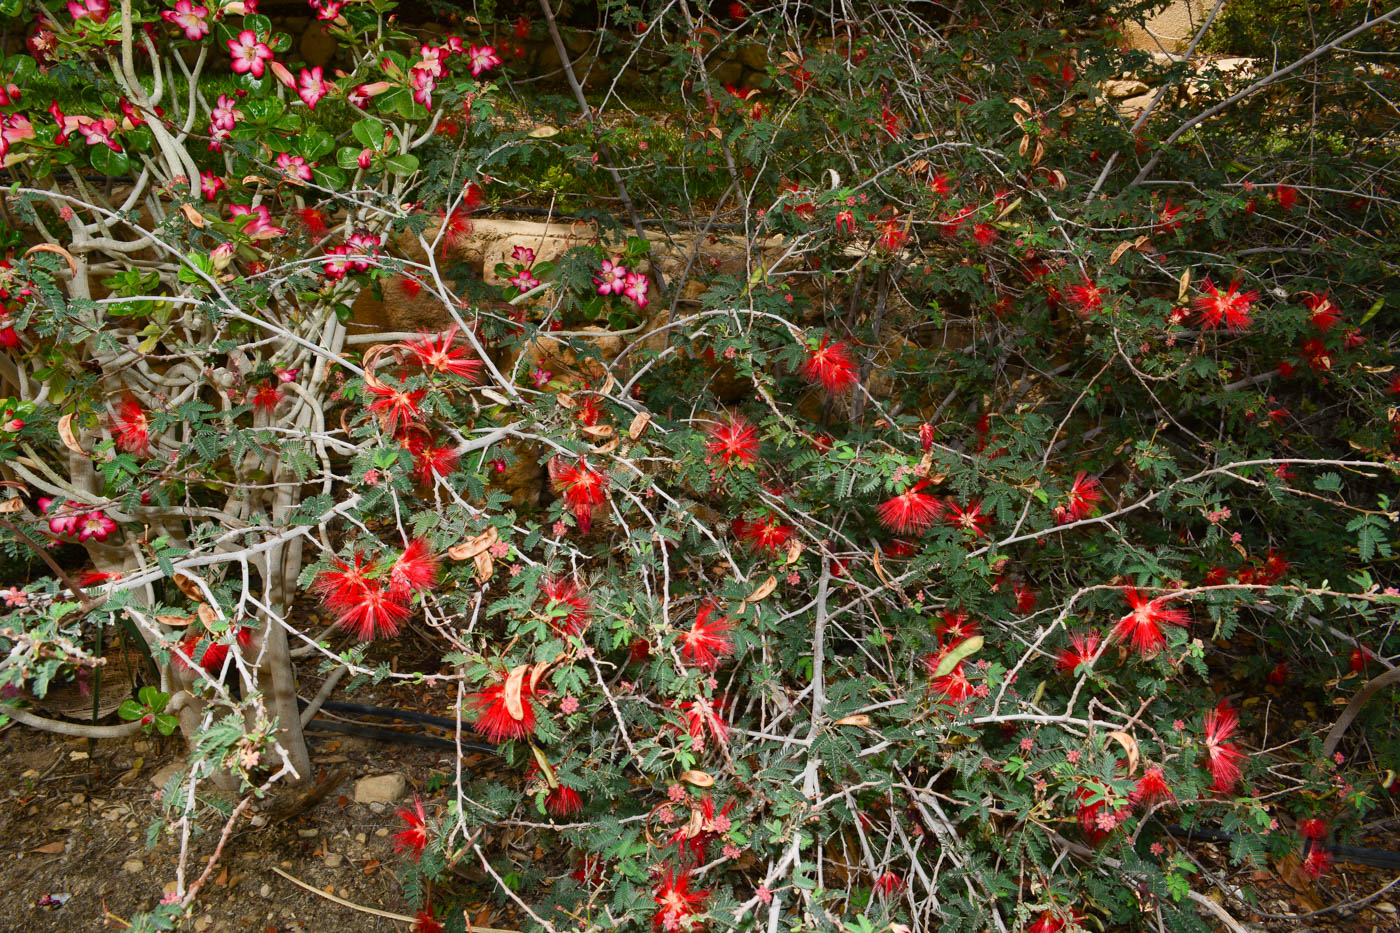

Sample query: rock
[296,828,318,838]
[122,859,144,874]
[259,884,271,898]
[738,43,768,71]
[353,773,406,805]
[1101,78,1148,98]
[709,59,743,86]
[194,914,213,932]
[1210,57,1255,77]
[354,833,367,844]
[1117,92,1156,118]
[324,853,343,868]
[374,828,389,837]
[150,760,183,792]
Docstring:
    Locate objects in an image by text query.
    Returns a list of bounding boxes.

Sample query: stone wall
[1123,0,1215,52]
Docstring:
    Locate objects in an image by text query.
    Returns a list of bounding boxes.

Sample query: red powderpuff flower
[541,575,591,637]
[111,394,152,456]
[681,604,733,670]
[946,499,992,538]
[1057,630,1103,675]
[801,337,858,395]
[1194,279,1259,331]
[1112,587,1190,657]
[1298,817,1328,841]
[177,633,230,675]
[1055,472,1102,524]
[1066,277,1106,317]
[249,382,282,413]
[1275,183,1299,211]
[1300,844,1331,879]
[468,678,538,744]
[553,458,608,533]
[410,910,443,933]
[936,609,978,645]
[924,656,974,704]
[705,413,759,468]
[294,206,328,236]
[1305,292,1341,332]
[365,381,426,435]
[653,868,709,931]
[1203,702,1245,794]
[396,275,423,298]
[1266,661,1289,686]
[877,479,943,533]
[1027,912,1066,933]
[392,797,429,860]
[409,437,458,486]
[406,326,482,380]
[389,538,439,596]
[1014,583,1039,613]
[873,872,903,896]
[1074,783,1123,845]
[733,516,793,555]
[680,697,728,750]
[545,784,583,818]
[1131,766,1174,808]
[314,555,411,641]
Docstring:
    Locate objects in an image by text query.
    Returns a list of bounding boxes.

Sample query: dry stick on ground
[1130,5,1400,187]
[1321,665,1400,761]
[534,0,668,299]
[269,865,527,931]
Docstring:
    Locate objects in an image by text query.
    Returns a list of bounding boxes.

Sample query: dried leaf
[581,424,614,439]
[1177,268,1192,303]
[473,551,493,583]
[1106,731,1140,775]
[155,614,193,628]
[679,769,714,788]
[503,665,529,721]
[1108,240,1134,266]
[479,388,513,407]
[33,841,65,854]
[57,413,84,454]
[782,538,803,566]
[173,573,205,603]
[746,575,777,603]
[555,392,575,409]
[179,203,206,228]
[590,438,619,456]
[834,714,872,727]
[0,497,24,514]
[628,411,651,440]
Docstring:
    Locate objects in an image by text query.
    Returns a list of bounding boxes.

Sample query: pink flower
[511,245,535,264]
[321,244,354,280]
[77,118,121,152]
[210,94,241,132]
[68,0,110,23]
[309,0,343,19]
[200,171,225,201]
[276,152,314,182]
[229,204,286,240]
[468,45,502,77]
[410,68,437,108]
[298,67,329,109]
[161,1,209,40]
[508,269,540,292]
[594,257,628,296]
[228,30,274,79]
[623,272,650,309]
[560,696,579,714]
[347,81,392,109]
[0,586,28,607]
[77,510,118,543]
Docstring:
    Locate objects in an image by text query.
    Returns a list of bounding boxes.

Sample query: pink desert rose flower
[357,148,373,169]
[511,245,535,264]
[228,204,286,240]
[298,67,329,109]
[310,0,344,20]
[348,81,392,109]
[161,1,209,40]
[593,257,627,296]
[468,45,502,77]
[228,30,274,79]
[68,0,110,23]
[508,269,540,292]
[76,118,121,152]
[77,511,118,543]
[623,272,649,309]
[275,152,314,182]
[200,171,225,200]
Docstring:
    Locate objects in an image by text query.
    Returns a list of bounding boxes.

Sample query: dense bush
[0,1,1397,931]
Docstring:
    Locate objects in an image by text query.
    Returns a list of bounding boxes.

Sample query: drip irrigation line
[1166,823,1400,870]
[297,697,496,754]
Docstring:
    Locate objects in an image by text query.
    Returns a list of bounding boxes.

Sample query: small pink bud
[357,148,373,169]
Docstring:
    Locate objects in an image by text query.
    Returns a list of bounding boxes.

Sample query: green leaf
[351,118,384,149]
[1360,297,1384,326]
[117,699,144,721]
[337,146,367,170]
[88,145,131,177]
[154,714,178,736]
[244,13,273,38]
[300,128,336,161]
[383,154,420,176]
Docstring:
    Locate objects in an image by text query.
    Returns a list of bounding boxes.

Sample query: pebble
[259,884,271,898]
[353,773,406,805]
[1375,902,1396,914]
[296,828,318,839]
[324,853,343,868]
[122,859,144,874]
[194,914,213,932]
[374,828,388,837]
[354,833,366,844]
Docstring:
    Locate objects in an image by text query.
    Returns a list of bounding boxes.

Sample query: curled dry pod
[834,714,872,728]
[628,411,651,440]
[195,603,219,629]
[1107,730,1140,776]
[746,575,777,603]
[679,769,714,788]
[173,572,206,603]
[58,413,84,455]
[503,665,530,721]
[448,525,498,561]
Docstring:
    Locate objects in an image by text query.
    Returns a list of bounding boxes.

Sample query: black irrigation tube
[298,697,496,755]
[1166,823,1400,870]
